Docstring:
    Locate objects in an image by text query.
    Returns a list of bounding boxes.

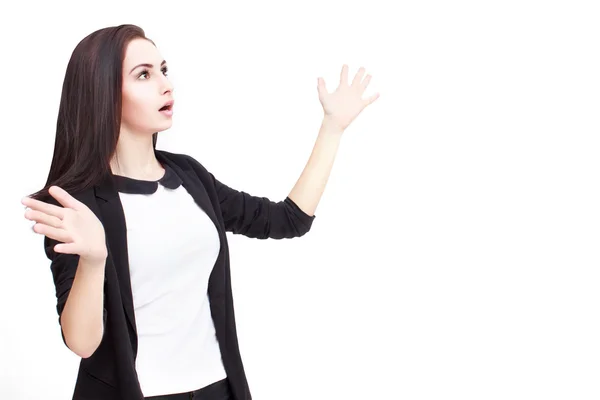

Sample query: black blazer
[43,149,316,400]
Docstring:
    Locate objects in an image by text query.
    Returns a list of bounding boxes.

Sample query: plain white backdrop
[1,1,599,399]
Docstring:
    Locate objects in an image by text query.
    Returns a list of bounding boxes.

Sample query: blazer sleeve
[212,174,316,239]
[184,154,316,239]
[43,198,108,347]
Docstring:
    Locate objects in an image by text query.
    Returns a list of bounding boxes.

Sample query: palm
[317,64,380,131]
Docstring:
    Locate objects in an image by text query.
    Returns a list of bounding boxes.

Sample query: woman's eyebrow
[129,60,167,74]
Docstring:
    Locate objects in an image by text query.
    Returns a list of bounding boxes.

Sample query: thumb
[364,92,380,106]
[49,186,81,210]
[54,242,79,255]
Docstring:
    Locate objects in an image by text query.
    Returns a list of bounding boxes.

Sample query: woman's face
[120,38,174,136]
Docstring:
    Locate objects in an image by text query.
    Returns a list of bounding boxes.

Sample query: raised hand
[317,64,380,131]
[22,186,108,264]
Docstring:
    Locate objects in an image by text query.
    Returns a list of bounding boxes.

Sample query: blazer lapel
[94,174,138,338]
[156,151,221,232]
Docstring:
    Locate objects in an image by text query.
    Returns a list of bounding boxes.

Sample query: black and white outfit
[44,149,316,399]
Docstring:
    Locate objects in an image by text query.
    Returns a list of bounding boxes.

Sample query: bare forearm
[287,117,343,216]
[60,257,106,358]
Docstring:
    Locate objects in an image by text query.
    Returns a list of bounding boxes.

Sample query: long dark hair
[29,24,158,201]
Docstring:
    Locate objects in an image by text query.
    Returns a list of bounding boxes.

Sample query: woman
[22,24,379,400]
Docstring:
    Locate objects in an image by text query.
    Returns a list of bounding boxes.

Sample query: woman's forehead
[123,39,163,69]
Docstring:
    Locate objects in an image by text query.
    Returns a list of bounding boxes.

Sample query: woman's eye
[137,68,167,79]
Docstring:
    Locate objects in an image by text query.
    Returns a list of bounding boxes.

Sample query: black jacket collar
[111,162,183,194]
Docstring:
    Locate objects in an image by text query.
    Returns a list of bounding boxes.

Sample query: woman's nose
[162,77,174,94]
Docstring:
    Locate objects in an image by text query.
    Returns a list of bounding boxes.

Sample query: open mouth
[159,101,174,112]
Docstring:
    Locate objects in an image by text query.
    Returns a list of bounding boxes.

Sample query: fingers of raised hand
[339,64,349,86]
[22,197,65,219]
[360,74,372,92]
[25,209,63,229]
[32,224,73,244]
[351,67,366,88]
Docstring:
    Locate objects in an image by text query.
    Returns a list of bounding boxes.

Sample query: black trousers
[144,378,232,400]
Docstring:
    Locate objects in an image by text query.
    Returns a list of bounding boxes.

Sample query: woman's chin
[155,120,173,133]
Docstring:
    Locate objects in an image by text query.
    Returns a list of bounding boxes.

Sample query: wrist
[320,115,345,136]
[80,252,107,267]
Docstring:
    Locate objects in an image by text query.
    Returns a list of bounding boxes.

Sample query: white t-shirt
[113,164,226,397]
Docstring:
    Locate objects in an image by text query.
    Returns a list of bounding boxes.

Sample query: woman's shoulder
[156,149,211,176]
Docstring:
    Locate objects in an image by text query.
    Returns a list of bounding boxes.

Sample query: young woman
[22,24,379,400]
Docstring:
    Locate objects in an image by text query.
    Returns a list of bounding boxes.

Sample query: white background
[1,1,599,399]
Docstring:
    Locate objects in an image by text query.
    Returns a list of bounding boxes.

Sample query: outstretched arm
[288,64,380,216]
[192,65,379,240]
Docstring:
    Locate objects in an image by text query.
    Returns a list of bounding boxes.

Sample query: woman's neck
[109,132,164,180]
